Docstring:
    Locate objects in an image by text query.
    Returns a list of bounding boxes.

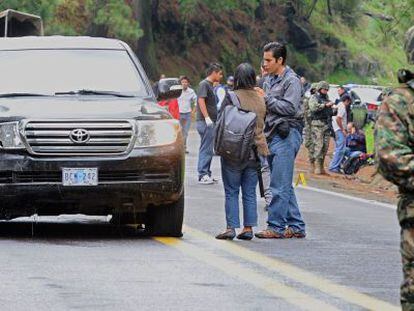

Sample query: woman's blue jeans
[221,158,258,229]
[267,128,306,235]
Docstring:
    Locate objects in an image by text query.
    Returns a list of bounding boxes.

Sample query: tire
[146,192,184,237]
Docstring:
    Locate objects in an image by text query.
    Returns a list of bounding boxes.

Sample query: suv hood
[0,96,170,121]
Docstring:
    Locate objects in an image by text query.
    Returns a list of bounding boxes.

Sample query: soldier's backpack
[214,92,257,165]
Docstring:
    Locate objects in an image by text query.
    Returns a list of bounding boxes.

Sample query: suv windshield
[0,49,148,97]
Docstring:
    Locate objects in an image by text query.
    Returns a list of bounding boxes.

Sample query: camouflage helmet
[310,82,318,90]
[405,26,414,64]
[318,81,330,90]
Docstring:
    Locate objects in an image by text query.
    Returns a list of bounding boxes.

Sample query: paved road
[0,130,401,311]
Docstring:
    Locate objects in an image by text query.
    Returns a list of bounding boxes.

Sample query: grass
[308,1,408,85]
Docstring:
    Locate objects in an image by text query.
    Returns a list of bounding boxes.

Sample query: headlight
[0,121,25,149]
[134,119,180,147]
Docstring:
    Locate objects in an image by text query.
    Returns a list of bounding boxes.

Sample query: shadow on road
[0,219,148,239]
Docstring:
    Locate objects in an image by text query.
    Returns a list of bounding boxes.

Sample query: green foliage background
[0,0,142,41]
[0,0,412,85]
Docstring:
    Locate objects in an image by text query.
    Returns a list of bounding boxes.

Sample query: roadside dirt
[295,139,398,205]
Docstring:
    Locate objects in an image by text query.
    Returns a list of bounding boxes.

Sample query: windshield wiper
[0,92,50,98]
[55,89,135,98]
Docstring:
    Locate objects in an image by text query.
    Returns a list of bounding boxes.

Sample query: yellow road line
[185,226,399,311]
[155,237,340,311]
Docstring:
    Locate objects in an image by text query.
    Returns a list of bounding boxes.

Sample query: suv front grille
[0,170,171,184]
[23,120,135,156]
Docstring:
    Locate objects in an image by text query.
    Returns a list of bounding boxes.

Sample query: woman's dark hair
[263,41,287,65]
[233,63,257,90]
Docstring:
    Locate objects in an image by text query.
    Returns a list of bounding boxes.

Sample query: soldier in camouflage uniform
[375,26,414,310]
[309,81,334,174]
[304,83,318,172]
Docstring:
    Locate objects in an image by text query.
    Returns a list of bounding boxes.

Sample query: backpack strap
[228,91,241,109]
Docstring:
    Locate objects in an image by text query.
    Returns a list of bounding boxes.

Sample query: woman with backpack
[215,63,269,240]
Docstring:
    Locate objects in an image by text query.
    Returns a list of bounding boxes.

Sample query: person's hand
[205,117,213,127]
[254,87,265,97]
[342,130,347,137]
[325,102,333,108]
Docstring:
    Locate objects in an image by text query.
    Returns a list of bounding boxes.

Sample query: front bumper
[0,144,184,218]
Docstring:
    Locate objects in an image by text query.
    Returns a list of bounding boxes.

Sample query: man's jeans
[329,130,346,172]
[345,147,362,159]
[221,158,258,228]
[267,128,306,234]
[180,112,192,147]
[196,120,214,180]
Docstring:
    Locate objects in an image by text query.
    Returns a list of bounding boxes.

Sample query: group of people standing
[303,82,357,175]
[166,27,414,309]
[193,42,306,240]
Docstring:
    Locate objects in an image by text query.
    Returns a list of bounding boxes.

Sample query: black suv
[0,36,184,236]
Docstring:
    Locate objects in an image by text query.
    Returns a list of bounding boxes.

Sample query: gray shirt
[262,66,303,138]
[196,79,218,122]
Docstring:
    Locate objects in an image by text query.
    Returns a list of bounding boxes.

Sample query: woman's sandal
[215,229,236,240]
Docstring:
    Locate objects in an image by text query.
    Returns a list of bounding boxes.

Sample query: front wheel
[146,192,184,237]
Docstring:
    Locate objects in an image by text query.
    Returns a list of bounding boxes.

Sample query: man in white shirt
[178,76,197,152]
[329,94,352,173]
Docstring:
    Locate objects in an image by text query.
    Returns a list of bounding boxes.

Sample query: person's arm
[197,82,213,126]
[198,97,212,121]
[336,105,346,135]
[264,80,301,116]
[191,90,197,111]
[375,93,414,190]
[309,95,333,113]
[336,116,344,131]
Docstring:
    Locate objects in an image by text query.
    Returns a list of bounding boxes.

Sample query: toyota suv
[0,36,184,236]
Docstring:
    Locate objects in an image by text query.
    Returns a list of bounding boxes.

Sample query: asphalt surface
[0,130,401,311]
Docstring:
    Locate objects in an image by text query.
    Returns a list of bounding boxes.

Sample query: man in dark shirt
[196,63,223,184]
[254,42,306,239]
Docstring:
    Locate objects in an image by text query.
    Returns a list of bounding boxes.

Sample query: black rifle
[253,147,265,198]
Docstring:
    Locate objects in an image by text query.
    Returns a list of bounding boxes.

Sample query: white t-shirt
[332,102,347,132]
[177,88,197,113]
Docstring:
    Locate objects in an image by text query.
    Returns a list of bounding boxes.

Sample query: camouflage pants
[310,122,330,163]
[399,194,414,310]
[303,120,315,163]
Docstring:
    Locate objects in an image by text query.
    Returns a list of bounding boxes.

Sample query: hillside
[0,0,412,85]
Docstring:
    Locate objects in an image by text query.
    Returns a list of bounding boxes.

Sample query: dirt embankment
[154,1,287,79]
[295,139,398,205]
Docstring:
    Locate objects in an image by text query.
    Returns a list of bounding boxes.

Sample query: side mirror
[157,78,183,101]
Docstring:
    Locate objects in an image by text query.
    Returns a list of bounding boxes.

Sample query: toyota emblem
[70,129,90,144]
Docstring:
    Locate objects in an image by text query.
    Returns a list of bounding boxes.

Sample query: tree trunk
[326,0,332,16]
[131,0,158,80]
[306,0,319,20]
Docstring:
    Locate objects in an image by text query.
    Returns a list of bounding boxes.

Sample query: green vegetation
[304,0,413,85]
[0,0,142,42]
[0,0,411,84]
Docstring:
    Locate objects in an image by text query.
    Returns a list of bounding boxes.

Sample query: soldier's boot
[314,161,322,175]
[320,161,327,175]
[310,162,315,174]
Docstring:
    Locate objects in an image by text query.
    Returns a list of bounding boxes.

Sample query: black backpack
[341,155,367,175]
[214,92,257,164]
